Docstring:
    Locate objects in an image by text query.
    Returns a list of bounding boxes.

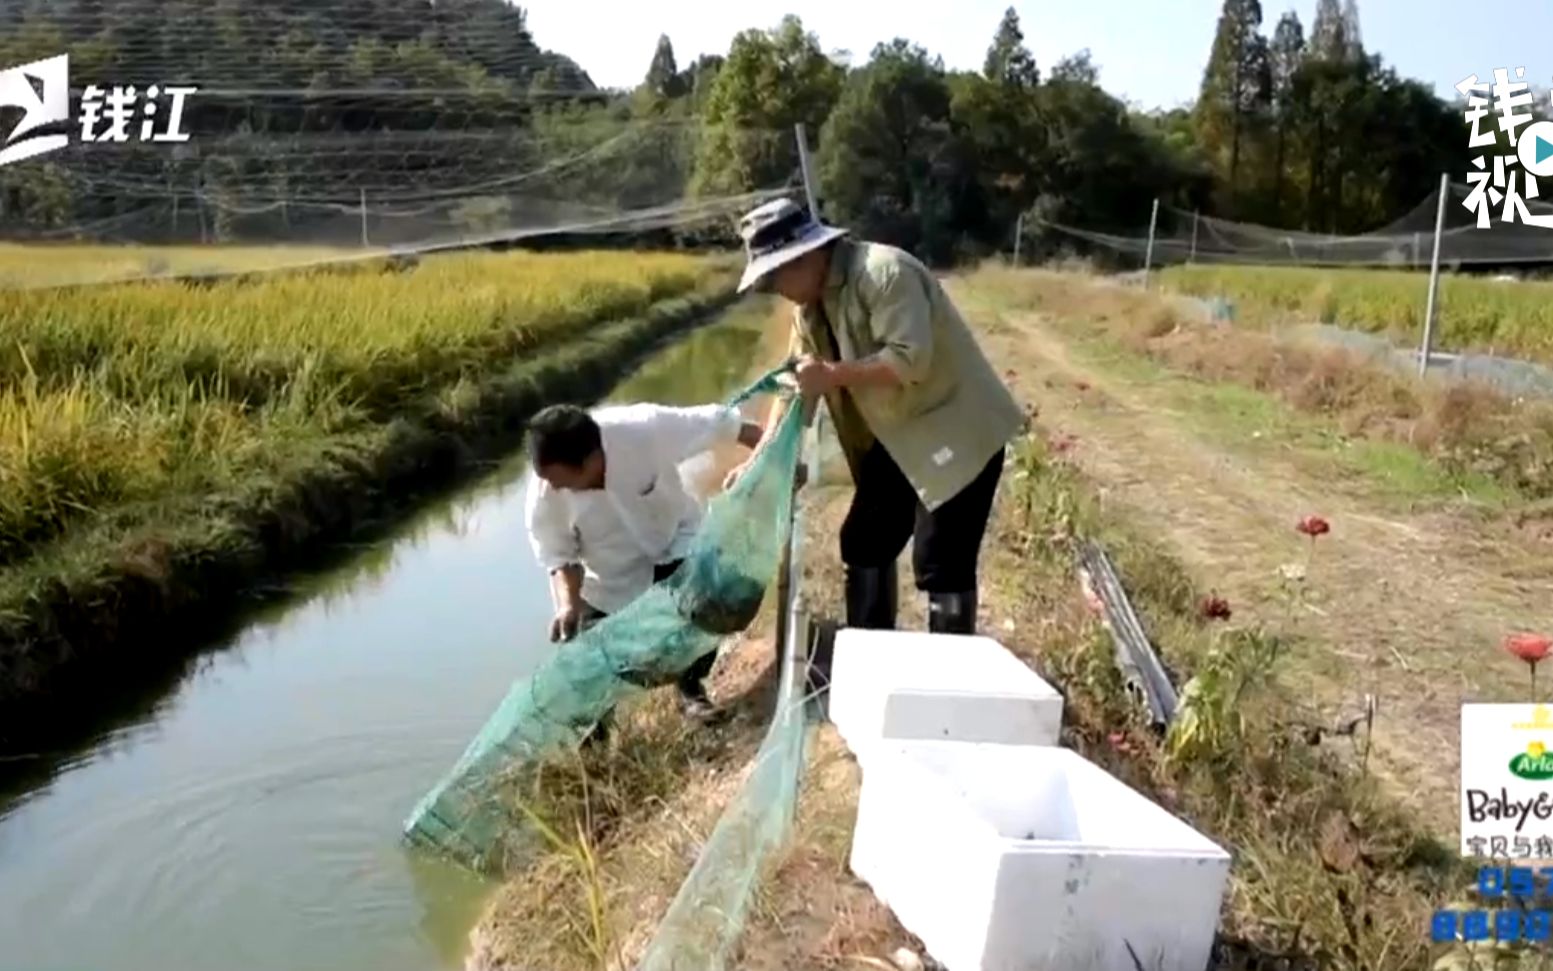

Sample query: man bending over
[523,401,762,721]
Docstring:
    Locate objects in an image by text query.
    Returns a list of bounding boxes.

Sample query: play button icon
[1519,120,1553,177]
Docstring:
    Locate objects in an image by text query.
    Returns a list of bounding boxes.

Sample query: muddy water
[0,302,773,971]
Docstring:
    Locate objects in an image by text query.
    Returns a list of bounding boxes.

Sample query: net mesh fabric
[1038,183,1553,267]
[1,5,802,287]
[402,363,804,873]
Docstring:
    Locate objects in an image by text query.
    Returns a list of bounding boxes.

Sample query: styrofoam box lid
[833,630,1061,699]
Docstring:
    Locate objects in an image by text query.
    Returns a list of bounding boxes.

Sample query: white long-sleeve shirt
[524,402,744,614]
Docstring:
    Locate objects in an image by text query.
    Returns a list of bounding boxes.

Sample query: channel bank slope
[468,266,1486,971]
[0,251,739,752]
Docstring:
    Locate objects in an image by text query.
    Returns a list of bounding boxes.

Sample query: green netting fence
[634,406,819,971]
[402,361,806,874]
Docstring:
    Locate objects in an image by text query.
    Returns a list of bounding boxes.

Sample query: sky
[525,0,1553,112]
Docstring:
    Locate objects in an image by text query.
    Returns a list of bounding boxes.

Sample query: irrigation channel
[0,302,773,971]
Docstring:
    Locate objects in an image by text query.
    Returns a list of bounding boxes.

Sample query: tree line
[0,0,1475,262]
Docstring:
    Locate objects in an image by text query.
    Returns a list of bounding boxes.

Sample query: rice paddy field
[0,246,735,711]
[1162,264,1553,365]
[1,241,372,289]
[2,249,722,560]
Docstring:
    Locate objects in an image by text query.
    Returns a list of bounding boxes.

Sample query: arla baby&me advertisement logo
[1461,704,1553,859]
[0,53,196,168]
[1512,740,1553,781]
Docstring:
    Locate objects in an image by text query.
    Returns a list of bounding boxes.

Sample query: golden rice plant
[0,241,364,289]
[0,247,731,565]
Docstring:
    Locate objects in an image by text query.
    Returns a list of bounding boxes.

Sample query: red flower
[1199,594,1232,621]
[1506,632,1553,665]
[1296,515,1331,538]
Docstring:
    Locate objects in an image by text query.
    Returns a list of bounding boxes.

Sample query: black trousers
[839,442,1004,593]
[577,559,716,696]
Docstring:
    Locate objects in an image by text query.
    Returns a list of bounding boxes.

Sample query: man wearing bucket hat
[724,198,1024,634]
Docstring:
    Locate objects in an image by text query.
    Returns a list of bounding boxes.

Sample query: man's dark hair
[526,404,602,468]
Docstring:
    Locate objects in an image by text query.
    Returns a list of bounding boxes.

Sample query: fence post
[359,188,370,248]
[1419,172,1449,378]
[1013,211,1024,266]
[1143,197,1160,287]
[795,124,820,219]
[1189,209,1199,263]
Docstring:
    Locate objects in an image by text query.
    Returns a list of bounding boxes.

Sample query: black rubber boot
[928,589,978,635]
[844,563,899,630]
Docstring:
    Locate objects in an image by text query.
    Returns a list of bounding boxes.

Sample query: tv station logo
[0,53,197,167]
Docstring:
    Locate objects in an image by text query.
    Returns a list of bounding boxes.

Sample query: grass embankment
[460,268,1510,971]
[0,250,736,742]
[468,423,1468,971]
[969,266,1553,512]
[1161,264,1553,365]
[736,430,1467,971]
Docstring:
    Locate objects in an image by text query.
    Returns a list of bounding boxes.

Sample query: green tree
[1268,11,1305,219]
[689,16,844,198]
[1195,0,1271,208]
[945,12,1049,252]
[983,7,1038,88]
[1308,0,1350,62]
[818,40,974,261]
[1028,71,1198,249]
[1340,0,1364,60]
[643,34,687,99]
[1048,49,1099,86]
[681,54,724,111]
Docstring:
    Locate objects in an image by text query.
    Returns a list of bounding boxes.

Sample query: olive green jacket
[788,238,1024,511]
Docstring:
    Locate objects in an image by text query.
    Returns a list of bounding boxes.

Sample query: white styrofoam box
[850,741,1231,971]
[827,629,1063,754]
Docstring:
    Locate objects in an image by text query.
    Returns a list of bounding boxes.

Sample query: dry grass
[954,269,1553,834]
[737,428,1465,971]
[471,270,1500,971]
[985,433,1464,970]
[703,424,1472,971]
[732,726,926,971]
[464,629,781,971]
[966,265,1553,505]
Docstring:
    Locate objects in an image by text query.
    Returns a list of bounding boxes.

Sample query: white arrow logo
[0,54,69,167]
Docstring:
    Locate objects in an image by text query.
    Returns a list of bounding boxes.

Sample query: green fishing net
[634,446,815,971]
[402,363,805,873]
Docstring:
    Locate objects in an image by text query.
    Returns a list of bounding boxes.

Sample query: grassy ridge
[1162,264,1553,364]
[0,251,737,740]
